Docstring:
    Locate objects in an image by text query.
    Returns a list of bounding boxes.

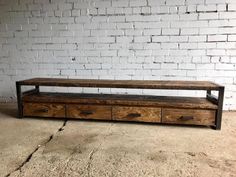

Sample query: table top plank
[23,92,218,109]
[17,78,222,90]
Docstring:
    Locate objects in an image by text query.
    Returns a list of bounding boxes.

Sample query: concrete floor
[0,103,236,177]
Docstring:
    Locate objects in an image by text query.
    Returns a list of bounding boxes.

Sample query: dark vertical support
[215,86,225,130]
[35,85,40,93]
[16,82,23,118]
[207,90,211,95]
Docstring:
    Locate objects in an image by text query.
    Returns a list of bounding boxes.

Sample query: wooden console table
[16,78,224,130]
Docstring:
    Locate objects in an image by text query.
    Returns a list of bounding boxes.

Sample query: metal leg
[16,82,23,118]
[35,85,40,93]
[207,90,211,95]
[215,87,225,130]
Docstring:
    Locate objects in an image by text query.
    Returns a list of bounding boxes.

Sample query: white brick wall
[0,0,236,110]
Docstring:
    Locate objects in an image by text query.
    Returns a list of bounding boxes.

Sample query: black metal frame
[16,82,39,118]
[216,87,225,130]
[206,87,225,130]
[16,82,23,118]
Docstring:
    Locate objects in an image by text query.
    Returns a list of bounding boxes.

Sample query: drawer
[162,108,215,126]
[23,103,65,118]
[112,106,161,122]
[66,105,111,120]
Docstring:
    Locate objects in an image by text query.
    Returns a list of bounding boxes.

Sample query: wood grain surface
[112,106,161,122]
[162,108,215,126]
[17,78,221,90]
[23,92,218,110]
[23,103,65,118]
[66,104,112,120]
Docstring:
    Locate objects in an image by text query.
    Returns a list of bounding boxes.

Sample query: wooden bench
[16,78,224,130]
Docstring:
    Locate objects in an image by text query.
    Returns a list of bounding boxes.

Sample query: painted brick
[179,63,196,70]
[134,36,150,43]
[151,6,169,14]
[199,13,218,20]
[181,28,198,35]
[216,64,235,70]
[166,0,185,6]
[186,0,205,5]
[197,5,217,12]
[207,49,226,56]
[208,35,227,42]
[152,36,170,42]
[112,1,129,7]
[189,36,207,42]
[130,0,147,7]
[162,28,179,35]
[219,12,236,19]
[228,35,236,41]
[180,14,198,21]
[161,43,178,49]
[148,0,165,6]
[228,4,236,11]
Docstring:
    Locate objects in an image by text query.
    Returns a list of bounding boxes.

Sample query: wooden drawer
[112,106,161,122]
[162,108,215,126]
[66,105,111,120]
[23,103,65,118]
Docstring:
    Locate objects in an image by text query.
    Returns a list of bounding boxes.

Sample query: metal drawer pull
[36,108,48,113]
[80,110,93,115]
[178,116,194,121]
[127,113,141,118]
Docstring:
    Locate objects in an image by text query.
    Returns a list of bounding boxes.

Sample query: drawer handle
[36,108,48,113]
[126,113,141,118]
[178,116,194,121]
[80,110,93,116]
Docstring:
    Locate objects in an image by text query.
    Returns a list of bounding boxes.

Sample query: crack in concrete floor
[5,121,114,177]
[5,119,68,177]
[86,148,97,177]
[85,123,114,177]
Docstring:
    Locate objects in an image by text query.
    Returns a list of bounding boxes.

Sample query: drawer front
[112,106,161,122]
[162,108,215,126]
[23,103,65,118]
[67,105,111,120]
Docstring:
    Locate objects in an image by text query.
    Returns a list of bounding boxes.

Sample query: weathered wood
[23,103,65,118]
[112,106,161,122]
[22,88,39,96]
[162,108,215,126]
[17,78,222,90]
[67,105,111,120]
[23,92,218,110]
